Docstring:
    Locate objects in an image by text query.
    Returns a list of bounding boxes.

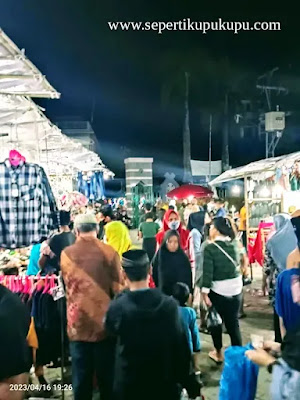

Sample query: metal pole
[222,93,229,171]
[209,114,212,181]
[244,175,253,280]
[59,272,65,400]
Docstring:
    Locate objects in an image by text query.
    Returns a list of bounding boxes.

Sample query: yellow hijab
[104,221,132,257]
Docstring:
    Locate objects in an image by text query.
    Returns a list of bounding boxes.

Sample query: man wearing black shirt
[40,211,75,273]
[105,250,195,400]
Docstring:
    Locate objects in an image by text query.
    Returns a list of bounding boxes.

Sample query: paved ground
[30,231,274,399]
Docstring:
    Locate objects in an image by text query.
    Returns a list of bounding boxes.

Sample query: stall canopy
[0,29,59,98]
[0,29,114,178]
[0,95,114,177]
[209,151,300,186]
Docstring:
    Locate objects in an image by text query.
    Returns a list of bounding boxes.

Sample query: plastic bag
[219,343,259,400]
[206,306,222,331]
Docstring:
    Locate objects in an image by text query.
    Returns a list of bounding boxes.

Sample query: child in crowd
[173,283,201,370]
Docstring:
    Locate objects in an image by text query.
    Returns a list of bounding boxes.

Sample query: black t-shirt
[0,286,31,380]
[44,232,76,273]
[49,232,76,259]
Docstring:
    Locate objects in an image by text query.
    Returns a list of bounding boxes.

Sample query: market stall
[210,151,300,265]
[0,28,59,98]
[0,29,114,202]
[0,30,73,398]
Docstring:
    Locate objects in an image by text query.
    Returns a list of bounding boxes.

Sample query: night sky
[0,1,299,179]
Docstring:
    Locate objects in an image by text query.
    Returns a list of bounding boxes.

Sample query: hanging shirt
[0,160,58,248]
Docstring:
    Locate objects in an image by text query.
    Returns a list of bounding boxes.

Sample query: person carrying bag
[202,217,243,364]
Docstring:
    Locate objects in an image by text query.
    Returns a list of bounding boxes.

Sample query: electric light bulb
[260,187,271,198]
[232,185,241,195]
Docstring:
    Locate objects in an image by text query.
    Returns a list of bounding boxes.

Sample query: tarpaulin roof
[0,29,59,98]
[209,151,300,186]
[0,95,114,177]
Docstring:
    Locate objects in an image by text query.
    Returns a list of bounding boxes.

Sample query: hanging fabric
[77,171,105,201]
[96,172,105,199]
[0,159,58,248]
[0,275,68,368]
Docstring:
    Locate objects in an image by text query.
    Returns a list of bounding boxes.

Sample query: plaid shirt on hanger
[0,159,58,248]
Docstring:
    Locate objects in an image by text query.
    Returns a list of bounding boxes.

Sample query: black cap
[122,250,150,269]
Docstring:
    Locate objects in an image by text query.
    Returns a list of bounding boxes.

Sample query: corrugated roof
[209,152,300,186]
[0,29,60,98]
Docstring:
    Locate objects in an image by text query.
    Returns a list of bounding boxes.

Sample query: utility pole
[209,114,212,181]
[256,67,288,158]
[222,92,230,171]
[183,71,193,183]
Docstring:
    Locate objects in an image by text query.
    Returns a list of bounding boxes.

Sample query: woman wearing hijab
[100,206,133,257]
[156,209,192,258]
[187,208,210,315]
[105,221,132,257]
[152,230,193,297]
[286,210,300,270]
[275,215,300,340]
[263,214,298,342]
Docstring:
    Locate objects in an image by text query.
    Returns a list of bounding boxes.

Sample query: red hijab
[156,209,190,251]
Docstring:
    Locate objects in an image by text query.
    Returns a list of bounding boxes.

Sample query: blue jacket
[179,306,201,353]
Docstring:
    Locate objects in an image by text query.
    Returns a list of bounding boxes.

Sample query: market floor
[30,264,274,400]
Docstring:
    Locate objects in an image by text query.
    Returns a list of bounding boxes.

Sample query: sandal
[199,326,209,334]
[208,351,223,365]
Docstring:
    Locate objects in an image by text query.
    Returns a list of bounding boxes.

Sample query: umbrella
[59,191,88,211]
[167,184,213,200]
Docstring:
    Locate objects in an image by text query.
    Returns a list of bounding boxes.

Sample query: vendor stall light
[273,184,283,198]
[232,185,241,195]
[103,172,109,180]
[260,187,271,197]
[188,195,194,201]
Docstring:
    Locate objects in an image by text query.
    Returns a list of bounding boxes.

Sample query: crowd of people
[0,197,299,400]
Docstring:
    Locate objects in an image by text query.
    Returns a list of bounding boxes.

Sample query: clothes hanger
[8,149,26,167]
[43,275,51,294]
